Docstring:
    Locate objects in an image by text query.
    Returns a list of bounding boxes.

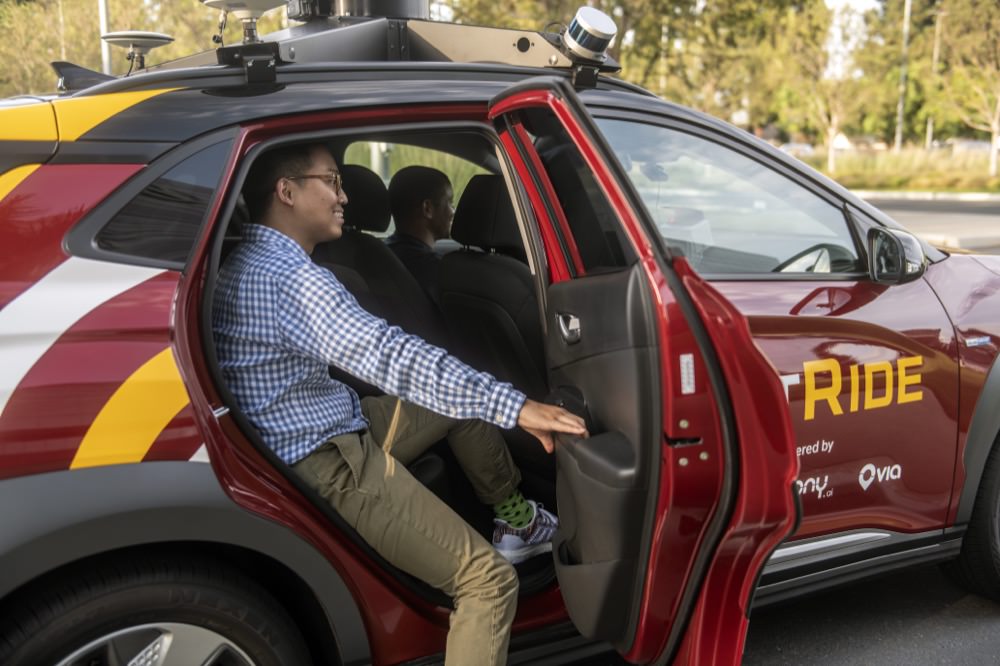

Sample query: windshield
[594,118,863,275]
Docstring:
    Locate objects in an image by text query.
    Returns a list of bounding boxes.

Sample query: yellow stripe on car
[0,164,41,204]
[71,347,191,469]
[53,88,180,142]
[0,102,57,141]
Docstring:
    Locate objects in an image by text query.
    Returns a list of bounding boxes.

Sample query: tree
[0,0,286,97]
[660,0,804,129]
[451,0,806,130]
[770,0,866,174]
[939,0,1000,176]
[855,0,946,146]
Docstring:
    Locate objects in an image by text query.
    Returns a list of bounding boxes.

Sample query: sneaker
[492,500,559,564]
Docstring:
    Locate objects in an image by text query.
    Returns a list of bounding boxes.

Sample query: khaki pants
[293,396,522,666]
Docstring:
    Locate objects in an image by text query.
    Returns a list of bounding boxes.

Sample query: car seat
[311,164,449,347]
[437,174,547,400]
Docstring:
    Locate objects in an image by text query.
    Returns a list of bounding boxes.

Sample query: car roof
[35,14,649,97]
[48,64,650,145]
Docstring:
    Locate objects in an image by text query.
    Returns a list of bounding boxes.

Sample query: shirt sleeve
[276,262,526,428]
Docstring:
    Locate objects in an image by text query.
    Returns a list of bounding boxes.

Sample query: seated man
[213,143,587,666]
[385,165,453,306]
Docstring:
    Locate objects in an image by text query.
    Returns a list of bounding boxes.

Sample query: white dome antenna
[101,31,174,74]
[202,0,286,44]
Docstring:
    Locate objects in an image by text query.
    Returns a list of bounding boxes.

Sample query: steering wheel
[773,243,855,273]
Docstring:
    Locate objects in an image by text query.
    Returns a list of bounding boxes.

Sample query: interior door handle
[557,313,581,344]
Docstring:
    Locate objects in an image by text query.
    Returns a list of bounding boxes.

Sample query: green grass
[802,149,1000,192]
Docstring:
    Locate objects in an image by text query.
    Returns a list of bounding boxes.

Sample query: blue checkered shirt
[213,224,526,464]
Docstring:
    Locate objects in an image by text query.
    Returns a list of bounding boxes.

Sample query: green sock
[494,490,535,528]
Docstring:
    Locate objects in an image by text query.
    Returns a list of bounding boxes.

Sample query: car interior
[203,116,667,647]
[207,127,563,599]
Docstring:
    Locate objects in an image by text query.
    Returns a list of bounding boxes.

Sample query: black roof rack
[52,3,620,93]
[161,15,619,87]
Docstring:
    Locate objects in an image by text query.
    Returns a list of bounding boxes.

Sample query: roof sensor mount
[201,0,286,43]
[563,7,617,63]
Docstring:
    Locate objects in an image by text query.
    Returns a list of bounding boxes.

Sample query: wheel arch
[0,461,369,665]
[956,356,1000,525]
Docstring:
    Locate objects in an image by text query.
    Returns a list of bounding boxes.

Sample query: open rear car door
[489,77,800,664]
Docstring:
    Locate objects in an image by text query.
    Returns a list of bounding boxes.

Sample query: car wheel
[0,554,312,666]
[946,441,1000,600]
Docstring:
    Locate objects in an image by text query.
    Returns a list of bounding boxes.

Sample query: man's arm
[517,399,589,453]
[278,262,525,427]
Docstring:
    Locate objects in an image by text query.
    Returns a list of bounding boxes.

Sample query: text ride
[781,356,923,421]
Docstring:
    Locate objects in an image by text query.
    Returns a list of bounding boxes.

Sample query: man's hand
[517,399,589,454]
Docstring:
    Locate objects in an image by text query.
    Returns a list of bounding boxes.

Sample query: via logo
[858,463,902,491]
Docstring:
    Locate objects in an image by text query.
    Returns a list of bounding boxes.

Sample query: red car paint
[715,275,959,538]
[0,164,143,308]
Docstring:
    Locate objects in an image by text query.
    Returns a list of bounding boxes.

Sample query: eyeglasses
[286,172,343,193]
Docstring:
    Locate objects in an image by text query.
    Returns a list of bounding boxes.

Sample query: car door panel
[490,76,799,665]
[546,265,656,644]
[714,276,959,537]
[665,260,804,665]
[920,254,1000,525]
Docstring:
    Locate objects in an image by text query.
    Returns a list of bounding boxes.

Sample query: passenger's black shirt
[385,232,442,307]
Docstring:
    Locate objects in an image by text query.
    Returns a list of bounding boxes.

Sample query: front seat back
[438,175,546,398]
[311,164,448,346]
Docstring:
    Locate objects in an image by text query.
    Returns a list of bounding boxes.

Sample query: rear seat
[311,164,449,347]
[438,175,547,399]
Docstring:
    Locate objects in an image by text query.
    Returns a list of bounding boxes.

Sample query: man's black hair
[243,143,328,223]
[388,166,451,224]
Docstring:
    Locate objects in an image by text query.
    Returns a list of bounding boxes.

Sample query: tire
[0,554,312,666]
[945,441,1000,600]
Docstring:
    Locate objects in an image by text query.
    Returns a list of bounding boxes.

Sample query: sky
[826,0,882,78]
[829,0,879,10]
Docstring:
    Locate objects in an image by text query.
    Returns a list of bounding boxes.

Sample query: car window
[518,107,635,274]
[344,141,488,237]
[95,141,231,267]
[594,118,863,276]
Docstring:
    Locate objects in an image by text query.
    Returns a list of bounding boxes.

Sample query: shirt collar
[242,224,312,261]
[389,231,433,249]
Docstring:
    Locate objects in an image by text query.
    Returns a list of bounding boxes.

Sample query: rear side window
[94,141,231,267]
[519,107,635,274]
[343,139,490,237]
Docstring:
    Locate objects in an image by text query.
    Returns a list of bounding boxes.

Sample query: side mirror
[867,227,927,285]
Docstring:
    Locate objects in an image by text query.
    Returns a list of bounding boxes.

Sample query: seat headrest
[450,175,521,251]
[342,164,391,233]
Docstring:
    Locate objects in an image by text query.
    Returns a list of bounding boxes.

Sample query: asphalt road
[579,565,1000,665]
[866,197,1000,254]
[742,565,1000,664]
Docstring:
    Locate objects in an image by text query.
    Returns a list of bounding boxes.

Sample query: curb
[917,232,1000,251]
[853,190,1000,202]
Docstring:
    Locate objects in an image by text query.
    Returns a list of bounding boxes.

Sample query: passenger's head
[243,143,348,252]
[388,166,454,243]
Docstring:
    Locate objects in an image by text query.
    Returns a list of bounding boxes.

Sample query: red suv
[2,3,999,665]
